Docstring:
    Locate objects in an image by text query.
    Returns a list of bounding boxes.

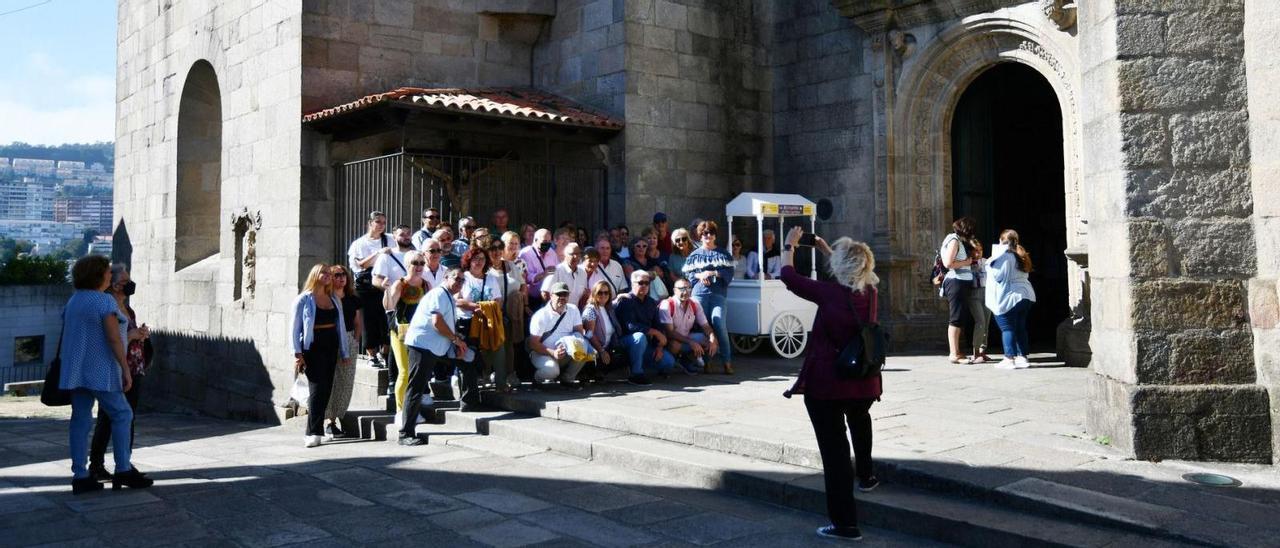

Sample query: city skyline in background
[0,0,116,145]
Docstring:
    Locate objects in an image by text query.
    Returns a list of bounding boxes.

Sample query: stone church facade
[113,0,1279,463]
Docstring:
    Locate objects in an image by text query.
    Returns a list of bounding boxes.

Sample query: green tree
[0,254,69,285]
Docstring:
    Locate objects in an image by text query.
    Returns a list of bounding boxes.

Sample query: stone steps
[470,388,1222,546]
[412,409,1195,548]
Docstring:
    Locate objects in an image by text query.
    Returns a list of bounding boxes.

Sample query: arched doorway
[950,62,1069,350]
[175,60,222,271]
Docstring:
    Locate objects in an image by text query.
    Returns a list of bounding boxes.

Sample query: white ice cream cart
[724,192,819,359]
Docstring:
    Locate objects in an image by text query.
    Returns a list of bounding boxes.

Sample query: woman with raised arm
[780,226,881,542]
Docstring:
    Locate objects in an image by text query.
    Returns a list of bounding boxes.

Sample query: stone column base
[1087,375,1273,463]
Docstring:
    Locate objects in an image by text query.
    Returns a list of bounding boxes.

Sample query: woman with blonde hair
[383,251,428,410]
[780,227,882,542]
[668,228,694,285]
[986,229,1037,370]
[324,264,362,439]
[290,263,350,448]
[581,280,621,382]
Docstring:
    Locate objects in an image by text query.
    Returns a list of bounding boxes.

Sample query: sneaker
[627,375,652,386]
[369,354,385,368]
[679,356,701,375]
[305,435,321,448]
[994,358,1016,370]
[856,476,880,492]
[816,525,863,541]
[398,436,426,446]
[1014,356,1030,369]
[325,423,344,440]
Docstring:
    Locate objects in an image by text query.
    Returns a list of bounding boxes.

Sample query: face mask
[123,281,137,296]
[539,241,552,253]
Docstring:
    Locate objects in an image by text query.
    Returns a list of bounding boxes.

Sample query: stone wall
[1244,0,1280,462]
[620,0,773,228]
[115,0,304,422]
[770,0,873,243]
[1081,0,1272,462]
[0,285,71,372]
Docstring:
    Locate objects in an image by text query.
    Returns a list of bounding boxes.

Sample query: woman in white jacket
[985,230,1036,370]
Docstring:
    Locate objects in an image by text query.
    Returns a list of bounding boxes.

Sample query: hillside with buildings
[0,143,114,256]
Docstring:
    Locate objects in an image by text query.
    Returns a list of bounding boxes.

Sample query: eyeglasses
[411,261,426,266]
[333,272,348,278]
[424,215,439,220]
[675,238,690,244]
[675,286,692,292]
[731,242,741,247]
[701,231,716,238]
[594,290,611,296]
[635,281,651,286]
[426,249,443,254]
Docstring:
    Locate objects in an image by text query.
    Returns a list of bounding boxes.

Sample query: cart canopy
[725,192,816,217]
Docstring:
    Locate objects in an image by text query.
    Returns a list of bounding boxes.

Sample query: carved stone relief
[1040,0,1077,32]
[230,207,263,301]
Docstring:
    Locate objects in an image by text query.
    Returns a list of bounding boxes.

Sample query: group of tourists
[937,216,1038,369]
[286,207,767,448]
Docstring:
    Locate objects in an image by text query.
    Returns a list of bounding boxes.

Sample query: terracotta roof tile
[303,87,623,130]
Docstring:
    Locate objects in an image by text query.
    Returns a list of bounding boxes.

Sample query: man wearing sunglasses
[413,207,442,250]
[614,270,676,385]
[660,279,718,374]
[419,238,449,289]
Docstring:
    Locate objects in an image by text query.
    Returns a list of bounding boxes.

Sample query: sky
[0,0,116,145]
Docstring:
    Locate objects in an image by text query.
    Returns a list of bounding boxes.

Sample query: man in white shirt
[372,225,416,290]
[346,211,391,365]
[412,207,442,250]
[659,278,719,374]
[593,235,629,297]
[540,242,588,306]
[527,282,588,386]
[418,238,448,289]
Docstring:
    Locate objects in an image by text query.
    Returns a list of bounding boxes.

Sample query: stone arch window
[175,60,222,271]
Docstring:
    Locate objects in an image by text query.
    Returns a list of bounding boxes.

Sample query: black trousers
[90,376,140,468]
[303,329,339,437]
[358,286,388,353]
[403,345,478,438]
[804,397,875,528]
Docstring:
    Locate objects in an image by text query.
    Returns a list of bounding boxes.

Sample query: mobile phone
[797,233,817,247]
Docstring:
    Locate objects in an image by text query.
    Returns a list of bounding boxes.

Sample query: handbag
[40,315,71,407]
[831,289,887,380]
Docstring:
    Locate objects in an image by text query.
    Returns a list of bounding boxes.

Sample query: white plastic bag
[290,375,310,407]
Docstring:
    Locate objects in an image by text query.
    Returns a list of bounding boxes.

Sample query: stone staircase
[331,362,1217,547]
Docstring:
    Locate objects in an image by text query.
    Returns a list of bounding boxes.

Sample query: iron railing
[334,152,607,256]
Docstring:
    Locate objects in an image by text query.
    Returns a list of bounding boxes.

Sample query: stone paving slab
[0,409,933,546]
[475,353,1280,545]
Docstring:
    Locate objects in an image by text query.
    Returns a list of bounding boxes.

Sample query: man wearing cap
[527,282,588,386]
[614,270,676,385]
[653,212,672,260]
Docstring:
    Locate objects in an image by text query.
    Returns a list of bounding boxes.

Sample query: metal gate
[334,152,607,255]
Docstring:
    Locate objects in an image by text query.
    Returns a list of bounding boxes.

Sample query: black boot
[72,477,104,495]
[89,463,113,483]
[111,468,154,491]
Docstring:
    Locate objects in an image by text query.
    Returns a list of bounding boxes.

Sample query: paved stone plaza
[0,404,932,547]
[4,354,1279,546]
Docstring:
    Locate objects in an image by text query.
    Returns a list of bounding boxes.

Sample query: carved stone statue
[1040,0,1077,31]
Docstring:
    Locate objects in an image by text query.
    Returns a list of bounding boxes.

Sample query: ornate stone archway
[865,9,1088,360]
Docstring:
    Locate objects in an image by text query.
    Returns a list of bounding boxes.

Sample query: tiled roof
[302,87,623,130]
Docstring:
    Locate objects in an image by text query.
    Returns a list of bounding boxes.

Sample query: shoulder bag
[41,313,71,406]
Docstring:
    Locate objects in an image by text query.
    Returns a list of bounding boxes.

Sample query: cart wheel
[769,313,808,359]
[730,335,763,355]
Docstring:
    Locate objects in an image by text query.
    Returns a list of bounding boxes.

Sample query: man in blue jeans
[613,270,675,385]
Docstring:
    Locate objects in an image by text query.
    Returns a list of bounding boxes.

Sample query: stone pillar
[1081,1,1272,463]
[1244,0,1280,463]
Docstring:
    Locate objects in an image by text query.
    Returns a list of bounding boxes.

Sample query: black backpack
[831,289,887,380]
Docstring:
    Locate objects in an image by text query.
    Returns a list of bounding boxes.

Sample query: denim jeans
[693,293,731,364]
[994,299,1033,357]
[70,389,133,479]
[621,332,674,376]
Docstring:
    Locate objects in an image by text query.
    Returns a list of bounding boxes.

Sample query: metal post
[810,215,817,280]
[757,213,765,281]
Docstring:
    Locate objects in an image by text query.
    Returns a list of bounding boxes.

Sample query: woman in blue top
[683,220,736,374]
[290,263,350,448]
[985,229,1037,370]
[62,255,153,494]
